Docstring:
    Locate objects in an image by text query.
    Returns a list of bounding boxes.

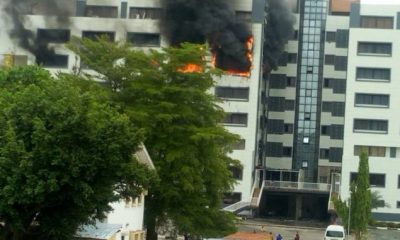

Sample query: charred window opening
[235,11,252,22]
[127,33,160,47]
[82,31,115,42]
[129,8,161,19]
[37,54,68,68]
[85,5,118,18]
[37,29,70,43]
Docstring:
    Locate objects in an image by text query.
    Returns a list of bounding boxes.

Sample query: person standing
[294,232,300,240]
[276,233,283,240]
[267,232,274,240]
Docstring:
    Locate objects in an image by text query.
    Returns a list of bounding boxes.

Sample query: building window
[222,113,248,126]
[232,139,246,150]
[354,145,386,157]
[37,29,70,43]
[85,5,118,18]
[326,31,336,42]
[285,100,295,111]
[334,56,347,71]
[329,148,343,162]
[287,77,296,87]
[356,68,390,81]
[223,192,241,204]
[236,11,252,22]
[390,147,396,158]
[282,147,292,157]
[37,54,69,68]
[397,201,400,209]
[321,125,330,135]
[129,7,161,19]
[82,31,115,41]
[127,33,160,47]
[360,16,393,29]
[353,119,388,133]
[288,53,297,63]
[266,142,283,157]
[229,166,243,180]
[302,160,308,168]
[320,149,329,159]
[355,93,389,107]
[215,87,249,100]
[284,124,293,133]
[398,175,400,188]
[351,173,386,187]
[358,42,392,56]
[325,55,334,65]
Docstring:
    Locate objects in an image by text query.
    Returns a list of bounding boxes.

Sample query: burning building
[0,0,268,226]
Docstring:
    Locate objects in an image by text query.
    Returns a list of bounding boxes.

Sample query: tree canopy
[0,66,152,240]
[69,37,239,239]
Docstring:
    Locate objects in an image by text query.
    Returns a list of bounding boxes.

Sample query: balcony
[264,180,331,193]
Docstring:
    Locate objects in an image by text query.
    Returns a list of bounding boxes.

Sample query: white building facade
[0,0,265,211]
[341,2,400,221]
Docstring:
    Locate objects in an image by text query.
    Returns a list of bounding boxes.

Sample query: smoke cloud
[3,0,73,63]
[162,0,252,71]
[263,0,295,71]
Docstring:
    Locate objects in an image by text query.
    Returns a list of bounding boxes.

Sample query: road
[238,220,400,240]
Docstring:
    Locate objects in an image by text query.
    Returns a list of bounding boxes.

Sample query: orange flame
[178,63,203,73]
[212,36,254,78]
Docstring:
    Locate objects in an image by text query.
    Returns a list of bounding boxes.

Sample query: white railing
[257,179,265,206]
[223,201,251,213]
[264,180,331,193]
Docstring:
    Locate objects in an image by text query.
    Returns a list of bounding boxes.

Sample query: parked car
[324,225,345,240]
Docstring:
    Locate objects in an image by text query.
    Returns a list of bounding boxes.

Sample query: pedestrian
[294,231,300,240]
[268,232,274,240]
[276,233,283,240]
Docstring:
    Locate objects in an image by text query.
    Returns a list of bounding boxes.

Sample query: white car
[324,225,346,240]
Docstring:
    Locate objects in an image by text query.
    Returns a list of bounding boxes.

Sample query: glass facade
[293,0,328,182]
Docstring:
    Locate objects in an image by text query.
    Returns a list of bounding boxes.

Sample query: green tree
[0,66,152,240]
[333,151,371,240]
[69,37,239,239]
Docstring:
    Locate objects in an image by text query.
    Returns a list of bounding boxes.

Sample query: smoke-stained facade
[3,0,74,65]
[162,0,252,72]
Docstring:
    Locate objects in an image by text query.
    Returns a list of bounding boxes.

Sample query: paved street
[238,220,400,240]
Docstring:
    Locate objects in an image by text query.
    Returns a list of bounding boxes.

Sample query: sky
[362,0,400,4]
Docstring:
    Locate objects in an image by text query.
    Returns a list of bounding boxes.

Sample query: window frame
[222,113,248,127]
[354,93,390,108]
[126,32,161,47]
[356,67,391,82]
[353,119,388,134]
[215,86,250,101]
[357,42,392,57]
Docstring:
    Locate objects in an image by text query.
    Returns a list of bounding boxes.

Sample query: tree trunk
[146,216,158,240]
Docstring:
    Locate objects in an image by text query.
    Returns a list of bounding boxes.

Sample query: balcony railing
[264,180,331,193]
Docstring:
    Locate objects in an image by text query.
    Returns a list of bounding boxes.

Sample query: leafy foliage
[333,151,371,240]
[68,37,239,239]
[0,66,152,240]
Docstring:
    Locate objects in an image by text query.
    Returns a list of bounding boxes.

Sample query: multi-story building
[0,0,264,215]
[258,0,351,220]
[2,0,400,223]
[341,1,400,221]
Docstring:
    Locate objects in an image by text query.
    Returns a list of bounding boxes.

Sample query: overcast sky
[362,0,400,4]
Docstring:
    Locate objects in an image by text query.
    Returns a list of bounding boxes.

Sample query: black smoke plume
[3,0,72,65]
[263,0,295,72]
[162,0,252,72]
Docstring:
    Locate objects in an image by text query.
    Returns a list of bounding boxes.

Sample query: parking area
[238,219,400,240]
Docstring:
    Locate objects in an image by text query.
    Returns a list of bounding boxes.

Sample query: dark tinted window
[358,42,392,55]
[127,33,160,47]
[354,119,388,133]
[361,16,393,29]
[355,93,389,107]
[215,87,249,100]
[356,68,390,81]
[222,113,248,126]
